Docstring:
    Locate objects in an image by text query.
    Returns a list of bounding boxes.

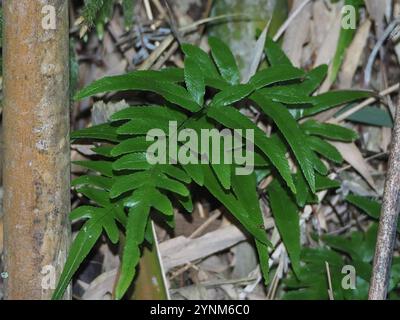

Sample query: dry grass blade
[82,269,118,300]
[189,210,222,239]
[160,220,274,271]
[339,20,372,88]
[325,262,335,300]
[160,225,247,271]
[280,0,312,67]
[331,141,377,191]
[242,22,270,83]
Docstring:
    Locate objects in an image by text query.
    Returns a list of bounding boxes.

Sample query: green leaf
[338,106,393,128]
[211,163,232,190]
[110,172,150,198]
[111,136,152,156]
[184,56,205,105]
[207,105,295,193]
[324,223,377,264]
[208,37,240,85]
[144,221,154,245]
[249,65,305,90]
[77,187,110,207]
[73,160,113,177]
[92,146,114,157]
[302,90,373,117]
[259,86,312,105]
[111,105,187,123]
[301,247,344,267]
[321,234,361,261]
[315,174,341,191]
[232,171,272,283]
[268,179,301,276]
[71,123,120,142]
[232,171,266,234]
[211,83,254,107]
[75,69,183,99]
[115,199,150,299]
[182,163,204,186]
[202,165,269,245]
[255,240,270,285]
[181,43,220,79]
[265,36,292,66]
[307,136,343,164]
[251,94,316,193]
[116,117,169,135]
[113,106,187,136]
[112,152,152,171]
[309,151,328,176]
[256,65,327,110]
[114,204,128,226]
[299,65,328,94]
[293,171,309,207]
[103,213,120,244]
[72,175,113,190]
[176,194,193,213]
[301,120,358,142]
[52,213,103,299]
[346,195,381,220]
[159,165,191,183]
[75,71,200,112]
[69,205,97,221]
[155,174,190,197]
[149,189,174,216]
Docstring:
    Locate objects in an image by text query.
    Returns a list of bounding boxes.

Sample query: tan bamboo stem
[3,0,70,299]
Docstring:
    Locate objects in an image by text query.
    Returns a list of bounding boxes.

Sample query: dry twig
[369,93,400,300]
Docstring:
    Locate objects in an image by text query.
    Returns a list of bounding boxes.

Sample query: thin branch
[273,0,312,42]
[364,18,400,86]
[333,83,400,123]
[325,262,334,300]
[369,92,400,300]
[179,14,251,33]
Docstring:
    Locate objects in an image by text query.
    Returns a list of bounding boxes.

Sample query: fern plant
[53,37,372,299]
[79,0,135,37]
[282,196,400,300]
[282,229,400,300]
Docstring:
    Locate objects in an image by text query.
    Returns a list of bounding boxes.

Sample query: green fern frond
[53,37,373,300]
[82,0,106,27]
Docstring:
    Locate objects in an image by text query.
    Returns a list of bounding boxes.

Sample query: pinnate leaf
[209,36,240,85]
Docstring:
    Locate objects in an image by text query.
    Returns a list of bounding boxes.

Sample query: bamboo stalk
[3,0,70,299]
